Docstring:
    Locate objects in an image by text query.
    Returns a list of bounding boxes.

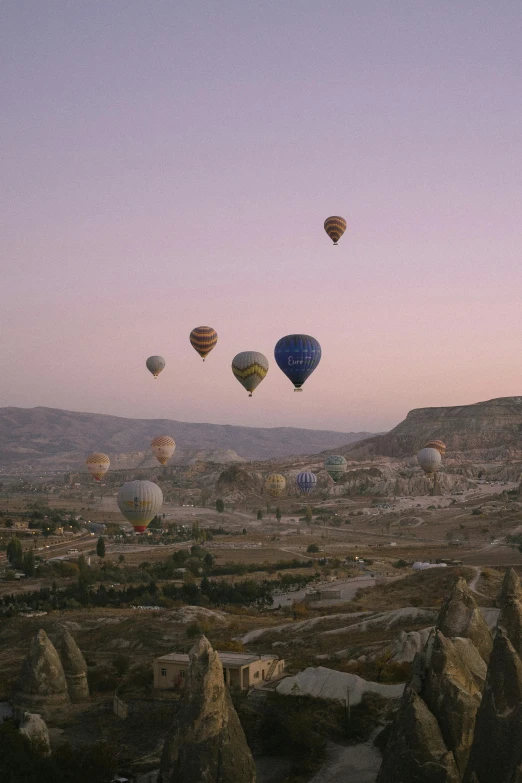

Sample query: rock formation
[497,568,522,656]
[376,688,460,783]
[378,577,492,782]
[437,578,493,662]
[14,629,70,723]
[19,711,51,754]
[159,636,256,783]
[58,628,89,702]
[422,632,482,774]
[463,628,522,783]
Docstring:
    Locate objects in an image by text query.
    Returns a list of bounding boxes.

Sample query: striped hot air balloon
[190,326,218,361]
[231,351,269,397]
[296,471,317,495]
[324,455,347,482]
[265,474,286,497]
[423,439,446,457]
[86,453,110,481]
[324,216,347,245]
[151,435,176,465]
[146,356,165,378]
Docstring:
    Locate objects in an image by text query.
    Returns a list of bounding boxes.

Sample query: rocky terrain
[344,396,522,459]
[378,570,522,782]
[0,406,373,473]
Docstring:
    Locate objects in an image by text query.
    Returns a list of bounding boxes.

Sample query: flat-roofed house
[153,651,285,691]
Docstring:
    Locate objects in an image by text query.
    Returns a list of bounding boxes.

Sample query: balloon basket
[293,388,303,393]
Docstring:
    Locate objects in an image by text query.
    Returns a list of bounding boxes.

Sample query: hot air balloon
[117,480,163,533]
[324,216,347,245]
[190,326,218,361]
[231,351,269,397]
[146,356,165,378]
[324,455,347,482]
[265,474,286,497]
[296,471,317,495]
[423,439,446,457]
[151,435,176,465]
[274,334,321,391]
[86,453,110,482]
[417,447,442,476]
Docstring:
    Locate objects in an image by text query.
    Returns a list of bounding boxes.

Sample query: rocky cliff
[345,396,522,458]
[159,636,256,783]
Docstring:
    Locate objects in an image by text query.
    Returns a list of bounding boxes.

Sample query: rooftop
[156,651,277,667]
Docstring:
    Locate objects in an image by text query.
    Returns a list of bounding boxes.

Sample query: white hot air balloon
[417,447,442,476]
[146,356,165,378]
[117,480,163,533]
[151,435,176,465]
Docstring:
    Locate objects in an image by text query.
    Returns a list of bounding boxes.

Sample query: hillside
[0,406,374,473]
[343,396,522,459]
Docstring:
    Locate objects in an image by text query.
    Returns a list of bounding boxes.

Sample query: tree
[148,515,162,530]
[118,554,125,564]
[305,506,313,525]
[257,509,263,520]
[276,507,282,523]
[112,654,130,677]
[216,499,225,513]
[6,537,23,569]
[204,552,214,568]
[22,548,35,577]
[96,536,106,559]
[307,543,319,553]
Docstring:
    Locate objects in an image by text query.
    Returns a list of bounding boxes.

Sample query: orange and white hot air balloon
[151,435,176,465]
[86,453,110,481]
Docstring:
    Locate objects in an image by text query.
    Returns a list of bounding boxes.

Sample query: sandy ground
[308,741,381,783]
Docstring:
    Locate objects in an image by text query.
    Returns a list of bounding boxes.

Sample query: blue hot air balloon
[296,471,317,494]
[274,334,322,391]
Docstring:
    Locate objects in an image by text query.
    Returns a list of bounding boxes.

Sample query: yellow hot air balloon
[190,326,218,361]
[86,453,110,481]
[151,435,176,465]
[324,216,347,245]
[265,473,286,497]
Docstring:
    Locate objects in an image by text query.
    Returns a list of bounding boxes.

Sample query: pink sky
[1,2,521,433]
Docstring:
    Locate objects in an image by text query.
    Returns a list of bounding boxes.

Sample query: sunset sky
[1,2,521,433]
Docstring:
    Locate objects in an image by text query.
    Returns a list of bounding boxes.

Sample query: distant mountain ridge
[342,396,522,458]
[0,406,375,472]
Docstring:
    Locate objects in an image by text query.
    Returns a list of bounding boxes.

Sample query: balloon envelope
[232,351,269,396]
[265,473,286,497]
[296,471,317,494]
[423,439,446,456]
[190,326,218,360]
[274,334,321,391]
[151,435,176,465]
[324,216,347,245]
[86,453,110,481]
[117,480,163,532]
[146,356,165,378]
[324,455,347,482]
[417,447,442,475]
